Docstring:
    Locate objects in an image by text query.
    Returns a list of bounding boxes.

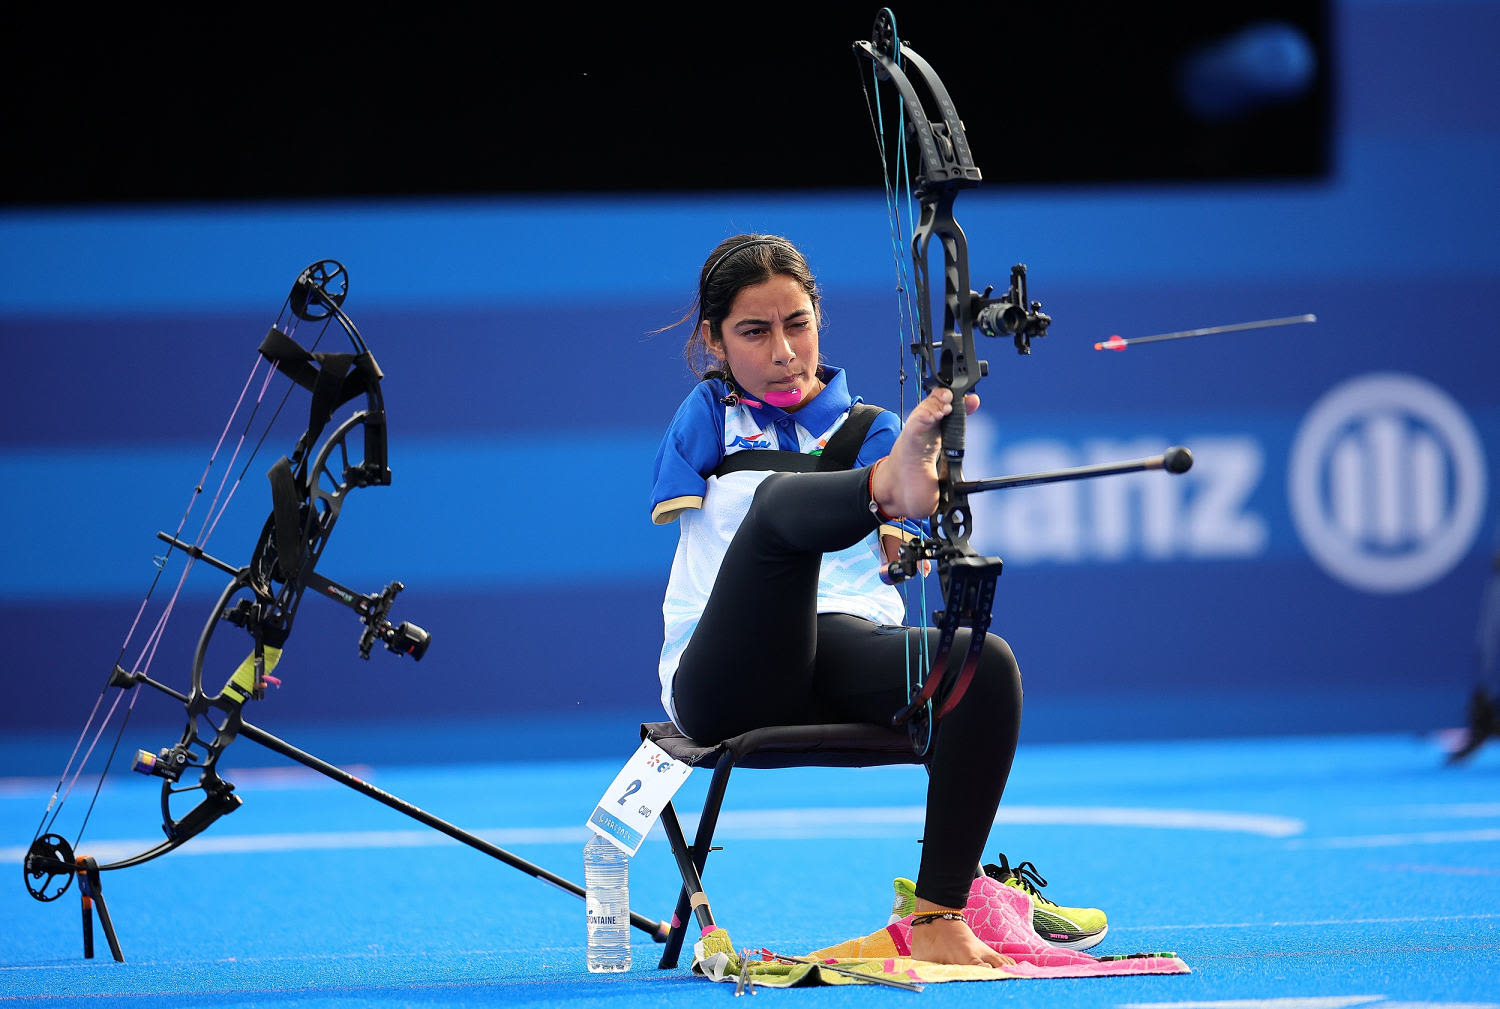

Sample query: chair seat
[642,720,918,769]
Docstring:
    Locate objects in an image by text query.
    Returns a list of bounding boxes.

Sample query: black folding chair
[642,720,924,969]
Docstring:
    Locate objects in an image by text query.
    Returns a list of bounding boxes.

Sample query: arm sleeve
[650,385,724,525]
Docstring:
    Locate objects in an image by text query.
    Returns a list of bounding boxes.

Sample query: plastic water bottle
[584,832,631,971]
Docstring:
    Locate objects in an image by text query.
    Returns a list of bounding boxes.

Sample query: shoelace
[985,854,1060,907]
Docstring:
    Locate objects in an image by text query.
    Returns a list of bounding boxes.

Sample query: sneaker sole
[1036,923,1108,951]
[891,913,1110,952]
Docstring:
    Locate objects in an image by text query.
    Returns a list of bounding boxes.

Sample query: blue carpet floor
[3,728,1498,1007]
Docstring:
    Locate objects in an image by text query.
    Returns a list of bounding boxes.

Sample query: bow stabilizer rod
[959,446,1194,494]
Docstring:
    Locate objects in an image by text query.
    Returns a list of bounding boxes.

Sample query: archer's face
[705,274,824,413]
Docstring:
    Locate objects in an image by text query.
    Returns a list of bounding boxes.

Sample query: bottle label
[586,895,622,929]
[586,739,694,856]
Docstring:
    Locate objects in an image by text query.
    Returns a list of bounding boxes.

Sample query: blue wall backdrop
[2,0,1496,756]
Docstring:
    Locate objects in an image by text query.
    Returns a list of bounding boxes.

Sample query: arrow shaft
[1127,313,1316,346]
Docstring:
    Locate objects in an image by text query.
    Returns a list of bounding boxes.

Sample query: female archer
[650,234,1106,965]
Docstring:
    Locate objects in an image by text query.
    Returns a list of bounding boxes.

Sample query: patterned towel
[693,872,1188,987]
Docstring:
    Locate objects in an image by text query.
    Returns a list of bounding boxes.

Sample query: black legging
[671,467,1023,909]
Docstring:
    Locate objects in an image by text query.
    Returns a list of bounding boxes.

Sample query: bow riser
[254,407,389,639]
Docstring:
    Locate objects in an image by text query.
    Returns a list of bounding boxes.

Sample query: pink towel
[878,873,1189,978]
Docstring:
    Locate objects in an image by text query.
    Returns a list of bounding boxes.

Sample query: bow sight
[976,265,1052,356]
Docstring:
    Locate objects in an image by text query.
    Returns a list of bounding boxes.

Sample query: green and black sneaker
[984,854,1109,951]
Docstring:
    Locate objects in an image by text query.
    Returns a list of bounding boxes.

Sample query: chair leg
[691,759,735,874]
[655,758,739,969]
[661,888,694,970]
[656,802,704,969]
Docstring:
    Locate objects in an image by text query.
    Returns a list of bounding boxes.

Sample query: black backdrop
[4,2,1329,204]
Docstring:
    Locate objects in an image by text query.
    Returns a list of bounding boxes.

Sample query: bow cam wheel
[290,260,349,321]
[24,833,76,901]
[872,8,897,59]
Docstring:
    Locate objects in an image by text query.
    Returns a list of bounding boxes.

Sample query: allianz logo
[1289,372,1486,594]
[965,421,1267,564]
[962,372,1487,594]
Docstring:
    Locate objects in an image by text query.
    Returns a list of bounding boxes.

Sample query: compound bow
[853,10,1192,754]
[22,260,430,928]
[22,260,669,961]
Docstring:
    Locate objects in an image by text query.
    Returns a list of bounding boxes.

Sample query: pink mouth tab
[763,388,803,408]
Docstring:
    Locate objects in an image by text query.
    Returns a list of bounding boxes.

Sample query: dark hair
[675,234,822,380]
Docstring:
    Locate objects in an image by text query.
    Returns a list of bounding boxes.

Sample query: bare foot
[871,388,979,519]
[907,915,1015,968]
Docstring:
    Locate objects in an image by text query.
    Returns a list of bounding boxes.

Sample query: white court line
[3,826,585,864]
[1120,998,1385,1009]
[0,765,376,798]
[1121,1000,1499,1009]
[2,804,1306,863]
[1396,803,1500,818]
[1285,828,1500,849]
[704,805,1304,838]
[0,945,582,977]
[990,806,1304,837]
[1123,912,1500,932]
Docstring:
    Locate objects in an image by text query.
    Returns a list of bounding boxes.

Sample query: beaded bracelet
[910,911,966,926]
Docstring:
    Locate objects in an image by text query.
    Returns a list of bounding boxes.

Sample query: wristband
[867,459,901,522]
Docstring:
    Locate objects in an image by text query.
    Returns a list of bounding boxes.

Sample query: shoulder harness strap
[710,403,884,478]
